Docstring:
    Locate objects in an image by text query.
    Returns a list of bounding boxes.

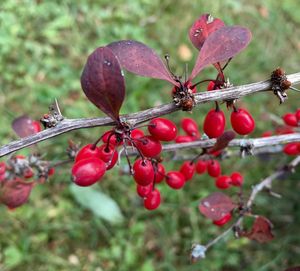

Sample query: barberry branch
[0,72,300,157]
[192,155,300,261]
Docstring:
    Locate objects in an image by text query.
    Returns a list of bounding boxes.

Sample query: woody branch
[0,72,300,157]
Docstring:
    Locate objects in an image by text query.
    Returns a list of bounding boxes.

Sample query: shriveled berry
[72,158,106,186]
[154,163,165,183]
[98,144,118,170]
[133,159,154,186]
[137,183,153,198]
[148,118,177,141]
[144,189,161,210]
[136,136,162,158]
[175,135,195,143]
[195,160,207,174]
[179,161,195,181]
[203,109,226,138]
[75,144,101,162]
[207,160,221,177]
[282,113,298,127]
[230,108,255,135]
[213,213,232,226]
[181,118,200,138]
[283,143,300,155]
[230,172,244,186]
[215,175,232,189]
[166,171,185,189]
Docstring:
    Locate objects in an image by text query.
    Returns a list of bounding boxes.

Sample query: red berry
[131,129,144,140]
[175,135,195,143]
[75,144,101,162]
[282,113,298,127]
[275,126,294,135]
[72,158,106,186]
[102,131,122,146]
[181,118,200,138]
[295,109,300,121]
[23,168,34,178]
[48,168,55,176]
[154,163,165,183]
[230,108,255,135]
[179,161,195,181]
[148,118,177,141]
[133,159,154,186]
[207,160,221,177]
[195,160,207,174]
[262,131,273,137]
[207,81,218,91]
[0,162,6,175]
[230,172,244,186]
[184,81,197,93]
[166,171,185,189]
[283,143,300,155]
[32,121,41,133]
[203,109,226,138]
[98,144,118,170]
[137,183,153,198]
[215,175,232,189]
[144,189,161,210]
[135,136,162,158]
[213,213,232,226]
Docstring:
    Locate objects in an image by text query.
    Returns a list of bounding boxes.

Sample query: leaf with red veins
[242,216,274,243]
[189,14,225,50]
[208,130,236,154]
[107,40,177,85]
[199,192,236,221]
[0,178,34,209]
[81,46,125,123]
[189,26,252,80]
[12,115,37,138]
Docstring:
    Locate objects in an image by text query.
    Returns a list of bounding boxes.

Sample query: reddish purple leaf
[199,192,236,221]
[81,46,125,122]
[189,14,225,50]
[241,216,274,243]
[12,115,36,138]
[208,130,236,154]
[189,26,252,80]
[0,178,34,209]
[107,40,177,85]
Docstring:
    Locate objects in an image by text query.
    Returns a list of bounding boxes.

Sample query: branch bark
[1,72,300,157]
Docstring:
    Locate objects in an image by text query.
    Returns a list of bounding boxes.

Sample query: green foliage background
[0,0,300,270]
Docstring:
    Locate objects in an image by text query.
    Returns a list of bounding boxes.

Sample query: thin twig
[1,72,300,157]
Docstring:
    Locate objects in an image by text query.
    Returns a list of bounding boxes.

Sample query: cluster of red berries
[203,81,255,138]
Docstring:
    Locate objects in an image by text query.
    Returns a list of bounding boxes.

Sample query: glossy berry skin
[213,213,232,226]
[175,135,195,143]
[283,113,298,127]
[203,109,226,138]
[296,109,300,121]
[230,172,244,186]
[207,160,221,177]
[131,129,144,140]
[136,183,153,198]
[166,171,185,189]
[154,163,165,183]
[283,143,300,155]
[75,144,101,162]
[102,131,122,146]
[136,136,162,158]
[144,189,161,210]
[148,118,177,141]
[181,118,200,138]
[179,161,195,181]
[72,158,106,187]
[98,144,118,170]
[133,159,154,186]
[195,160,207,174]
[215,175,232,189]
[0,162,6,175]
[230,108,255,135]
[32,121,42,133]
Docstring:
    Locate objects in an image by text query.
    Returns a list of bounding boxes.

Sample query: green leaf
[70,184,123,224]
[4,246,23,269]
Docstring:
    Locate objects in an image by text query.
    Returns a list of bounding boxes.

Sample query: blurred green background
[0,0,300,270]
